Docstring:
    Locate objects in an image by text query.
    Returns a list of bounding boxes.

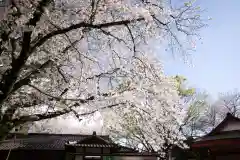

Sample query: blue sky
[160,0,240,97]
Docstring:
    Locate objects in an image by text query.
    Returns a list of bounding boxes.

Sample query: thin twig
[125,24,136,54]
[56,66,68,83]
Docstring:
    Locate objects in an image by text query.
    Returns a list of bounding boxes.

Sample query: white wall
[114,156,157,160]
[67,155,157,160]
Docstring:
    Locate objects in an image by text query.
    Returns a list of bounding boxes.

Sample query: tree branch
[64,33,97,62]
[56,66,68,83]
[89,0,101,23]
[31,18,145,53]
[13,107,74,125]
[9,38,16,64]
[86,68,120,80]
[125,24,136,53]
[28,84,95,102]
[11,60,53,94]
[62,39,83,53]
[27,0,51,26]
[100,28,127,45]
[12,102,125,125]
[3,59,53,121]
[79,103,125,116]
[0,0,52,107]
[0,32,32,106]
[11,0,22,18]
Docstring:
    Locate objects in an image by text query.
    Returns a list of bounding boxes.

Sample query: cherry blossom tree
[0,0,205,140]
[104,72,197,159]
[103,74,200,159]
[181,91,240,138]
[180,92,211,138]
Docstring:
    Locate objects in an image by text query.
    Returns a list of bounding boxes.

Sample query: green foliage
[181,92,210,137]
[122,111,141,135]
[186,96,208,120]
[174,75,196,97]
[184,0,196,7]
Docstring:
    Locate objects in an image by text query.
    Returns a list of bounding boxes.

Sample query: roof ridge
[206,113,240,136]
[76,134,111,145]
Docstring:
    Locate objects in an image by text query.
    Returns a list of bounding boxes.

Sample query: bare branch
[64,33,97,63]
[86,68,120,80]
[13,102,125,125]
[27,0,51,26]
[89,0,101,23]
[56,66,69,83]
[10,60,53,94]
[31,18,145,53]
[125,24,136,53]
[47,19,97,63]
[80,103,125,116]
[100,28,127,45]
[13,107,75,125]
[45,88,69,113]
[28,84,95,103]
[62,39,83,53]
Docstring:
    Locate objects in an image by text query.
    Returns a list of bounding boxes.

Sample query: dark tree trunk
[0,122,14,140]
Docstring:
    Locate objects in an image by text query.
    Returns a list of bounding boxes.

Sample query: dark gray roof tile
[0,133,110,150]
[66,144,116,148]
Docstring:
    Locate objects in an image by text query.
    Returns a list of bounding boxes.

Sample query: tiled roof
[0,133,159,157]
[0,133,110,150]
[77,133,110,144]
[65,134,132,150]
[66,144,116,148]
[207,113,240,136]
[195,130,240,142]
